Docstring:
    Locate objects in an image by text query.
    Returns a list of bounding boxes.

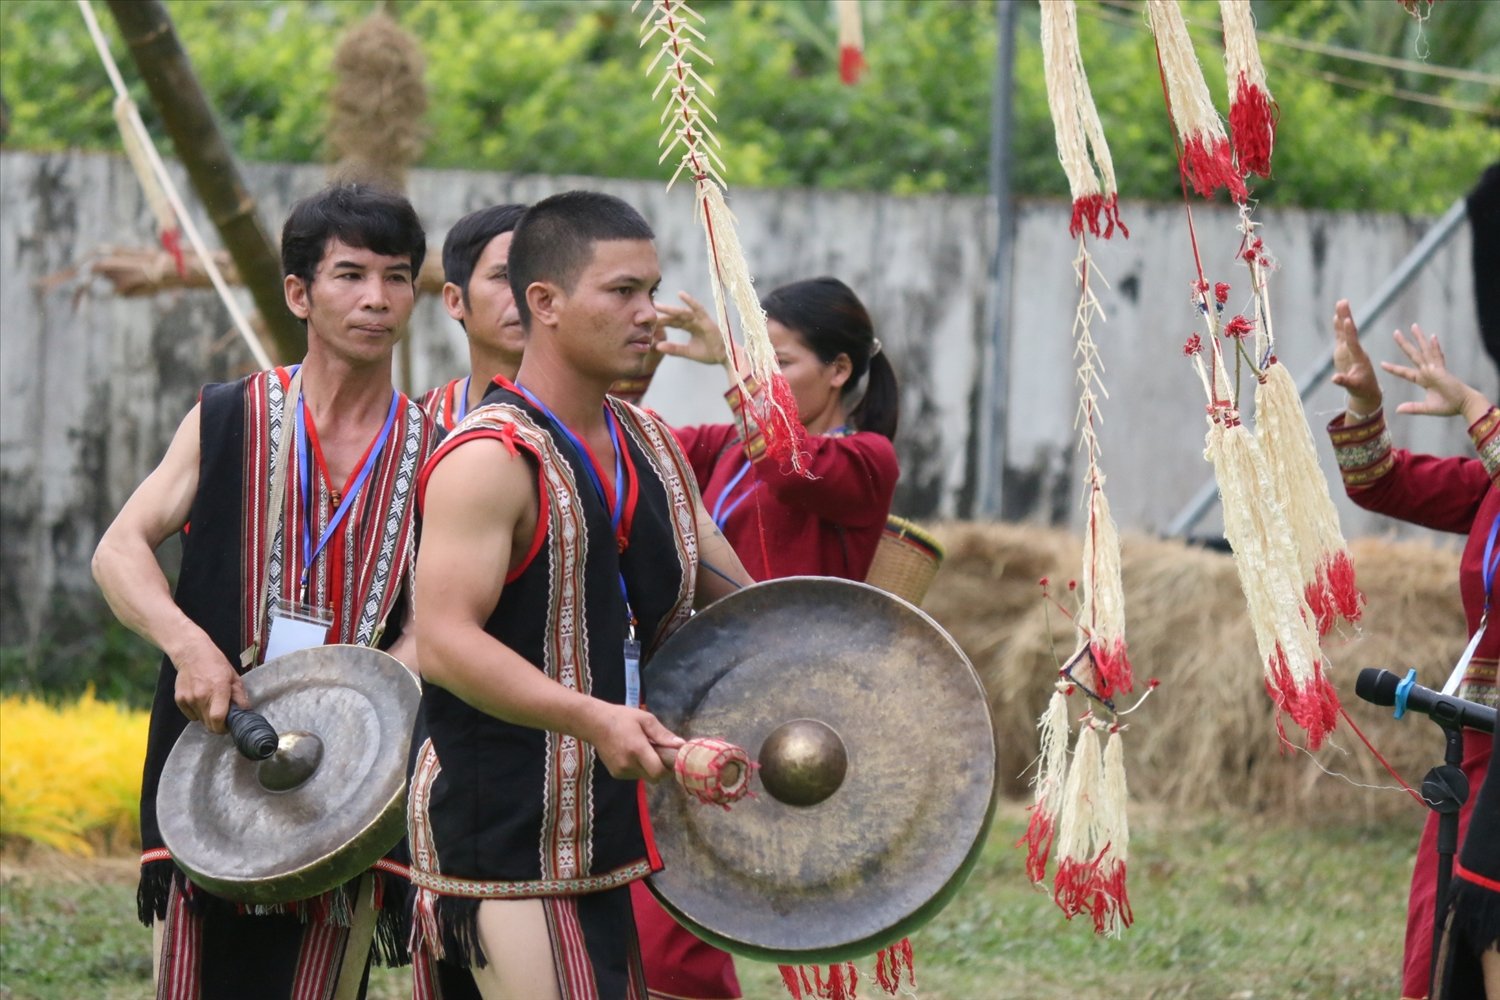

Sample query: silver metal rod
[975,0,1019,517]
[1165,196,1469,538]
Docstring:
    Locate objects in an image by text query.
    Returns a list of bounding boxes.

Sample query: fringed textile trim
[136,857,411,966]
[778,961,859,1000]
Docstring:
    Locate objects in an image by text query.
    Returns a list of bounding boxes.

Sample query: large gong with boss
[643,577,998,963]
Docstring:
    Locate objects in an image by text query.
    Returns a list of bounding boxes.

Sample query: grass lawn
[1,803,1419,999]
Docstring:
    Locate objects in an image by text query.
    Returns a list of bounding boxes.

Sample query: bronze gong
[643,577,997,964]
[157,644,420,904]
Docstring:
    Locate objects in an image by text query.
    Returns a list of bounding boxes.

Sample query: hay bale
[920,522,1466,823]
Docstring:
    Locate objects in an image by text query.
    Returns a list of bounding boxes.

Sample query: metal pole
[975,0,1019,518]
[1164,195,1469,537]
[105,0,304,364]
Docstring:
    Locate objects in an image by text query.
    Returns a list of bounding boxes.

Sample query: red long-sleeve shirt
[1329,405,1500,1000]
[672,422,898,582]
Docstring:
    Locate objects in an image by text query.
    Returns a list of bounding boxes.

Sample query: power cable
[1097,0,1500,87]
[1079,1,1498,118]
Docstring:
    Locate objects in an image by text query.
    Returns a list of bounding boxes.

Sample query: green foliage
[0,609,159,710]
[0,0,1494,212]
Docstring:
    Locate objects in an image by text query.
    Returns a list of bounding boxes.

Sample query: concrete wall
[0,150,1488,645]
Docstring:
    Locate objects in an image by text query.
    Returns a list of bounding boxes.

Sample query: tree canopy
[1,0,1496,213]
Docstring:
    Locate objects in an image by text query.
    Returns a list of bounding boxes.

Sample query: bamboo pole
[104,0,303,364]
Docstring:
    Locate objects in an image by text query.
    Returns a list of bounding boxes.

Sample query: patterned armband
[724,378,768,461]
[1328,408,1394,489]
[1470,407,1500,483]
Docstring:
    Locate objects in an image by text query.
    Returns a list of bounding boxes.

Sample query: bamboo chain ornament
[636,0,808,474]
[1021,0,1138,939]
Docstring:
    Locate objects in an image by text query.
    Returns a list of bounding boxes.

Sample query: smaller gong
[156,645,420,904]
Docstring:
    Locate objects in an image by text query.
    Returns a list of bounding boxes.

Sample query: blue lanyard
[1483,512,1500,612]
[513,385,626,536]
[295,390,400,596]
[452,375,471,425]
[513,384,635,631]
[710,458,757,529]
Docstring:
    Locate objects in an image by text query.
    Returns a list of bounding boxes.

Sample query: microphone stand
[1419,717,1469,994]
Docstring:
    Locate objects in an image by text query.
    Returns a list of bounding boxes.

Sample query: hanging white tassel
[1052,718,1105,919]
[1041,0,1126,239]
[1206,397,1338,749]
[640,0,808,472]
[1219,0,1275,177]
[1255,361,1363,636]
[1080,482,1133,697]
[1146,0,1246,202]
[835,0,865,85]
[1021,685,1073,883]
[1093,726,1133,937]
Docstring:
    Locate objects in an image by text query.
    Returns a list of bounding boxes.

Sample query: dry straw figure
[327,12,428,191]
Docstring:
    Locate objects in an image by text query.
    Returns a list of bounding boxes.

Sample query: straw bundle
[328,13,428,190]
[921,522,1465,824]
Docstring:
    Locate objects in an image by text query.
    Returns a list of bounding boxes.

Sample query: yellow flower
[0,690,148,855]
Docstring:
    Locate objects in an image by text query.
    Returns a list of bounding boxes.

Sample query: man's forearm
[92,530,209,664]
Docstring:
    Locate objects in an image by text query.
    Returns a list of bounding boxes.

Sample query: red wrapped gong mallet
[659,736,756,809]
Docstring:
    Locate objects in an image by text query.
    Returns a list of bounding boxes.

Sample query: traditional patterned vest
[137,368,428,929]
[418,376,466,444]
[408,383,699,961]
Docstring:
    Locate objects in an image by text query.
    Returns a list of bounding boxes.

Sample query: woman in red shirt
[661,276,900,582]
[1327,298,1498,999]
[631,277,901,999]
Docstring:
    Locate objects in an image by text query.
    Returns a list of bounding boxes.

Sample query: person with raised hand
[1328,297,1499,1000]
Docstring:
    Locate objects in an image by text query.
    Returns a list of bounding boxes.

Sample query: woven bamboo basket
[865,515,946,606]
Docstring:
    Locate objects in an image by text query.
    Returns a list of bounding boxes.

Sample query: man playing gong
[408,190,752,999]
[92,183,430,998]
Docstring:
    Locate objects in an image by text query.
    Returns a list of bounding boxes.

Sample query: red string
[1336,705,1426,807]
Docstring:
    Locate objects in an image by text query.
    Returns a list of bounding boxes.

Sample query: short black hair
[508,191,654,329]
[442,203,527,308]
[281,183,427,291]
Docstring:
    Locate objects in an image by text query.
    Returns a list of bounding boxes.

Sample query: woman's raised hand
[1383,321,1489,422]
[1330,298,1383,417]
[655,291,729,366]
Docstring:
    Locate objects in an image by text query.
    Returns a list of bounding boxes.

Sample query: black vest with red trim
[136,369,427,924]
[412,382,699,893]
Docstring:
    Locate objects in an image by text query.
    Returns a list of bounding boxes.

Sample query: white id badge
[263,598,332,663]
[623,637,642,710]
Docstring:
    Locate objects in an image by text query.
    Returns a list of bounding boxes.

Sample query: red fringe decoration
[779,963,860,1000]
[761,373,810,471]
[1017,804,1056,883]
[1263,645,1340,750]
[1053,851,1134,935]
[1179,134,1247,203]
[1053,854,1101,920]
[1302,551,1361,638]
[1090,636,1134,698]
[1088,857,1134,934]
[1322,549,1363,627]
[839,45,866,85]
[874,938,916,995]
[1068,193,1130,241]
[1228,73,1276,178]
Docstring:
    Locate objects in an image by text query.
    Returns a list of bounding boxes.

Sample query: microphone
[1355,668,1496,735]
